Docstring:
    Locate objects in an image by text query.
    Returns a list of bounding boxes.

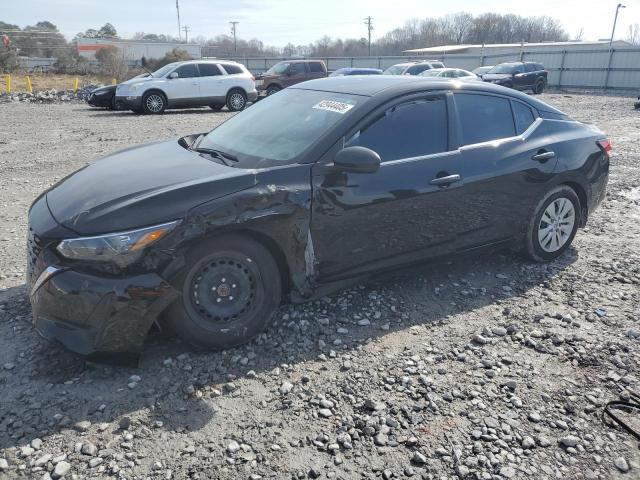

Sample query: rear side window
[455,93,516,145]
[512,101,536,134]
[199,64,222,76]
[174,64,199,78]
[222,64,243,74]
[431,62,445,69]
[407,64,431,75]
[292,63,306,74]
[347,96,448,162]
[308,62,324,73]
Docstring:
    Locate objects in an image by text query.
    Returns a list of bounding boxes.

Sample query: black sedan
[87,84,117,109]
[27,77,610,362]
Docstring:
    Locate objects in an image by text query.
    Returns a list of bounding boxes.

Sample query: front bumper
[27,196,178,363]
[87,93,112,108]
[115,95,142,110]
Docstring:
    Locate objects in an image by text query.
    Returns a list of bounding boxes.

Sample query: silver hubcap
[538,197,575,252]
[229,93,245,110]
[146,94,163,113]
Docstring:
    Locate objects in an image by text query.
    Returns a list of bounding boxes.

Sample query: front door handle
[532,150,555,162]
[430,174,461,187]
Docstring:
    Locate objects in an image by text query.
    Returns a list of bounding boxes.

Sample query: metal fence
[222,47,640,91]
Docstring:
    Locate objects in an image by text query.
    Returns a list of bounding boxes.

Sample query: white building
[76,38,201,64]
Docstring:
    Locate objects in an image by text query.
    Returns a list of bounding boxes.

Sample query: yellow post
[73,77,79,92]
[5,75,10,94]
[25,76,33,93]
[111,78,117,85]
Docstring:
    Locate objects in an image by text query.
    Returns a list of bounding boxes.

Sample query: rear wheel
[142,91,167,114]
[226,89,247,112]
[533,79,546,94]
[165,235,281,350]
[524,186,580,262]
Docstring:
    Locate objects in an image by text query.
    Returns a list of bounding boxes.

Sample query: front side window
[407,64,431,75]
[266,62,289,75]
[198,64,222,77]
[174,64,199,78]
[525,63,537,73]
[291,63,306,74]
[383,65,407,75]
[347,96,448,162]
[455,93,516,146]
[309,62,324,73]
[512,101,536,134]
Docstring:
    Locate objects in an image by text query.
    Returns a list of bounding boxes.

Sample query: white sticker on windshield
[313,100,355,114]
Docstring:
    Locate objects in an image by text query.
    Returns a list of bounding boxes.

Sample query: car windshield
[266,62,290,75]
[152,63,178,78]
[198,89,364,167]
[383,65,406,75]
[488,64,519,74]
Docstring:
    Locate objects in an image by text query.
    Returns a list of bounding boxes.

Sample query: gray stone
[499,466,517,478]
[559,436,579,448]
[81,442,98,456]
[52,461,71,479]
[614,457,629,473]
[411,451,427,464]
[279,381,294,394]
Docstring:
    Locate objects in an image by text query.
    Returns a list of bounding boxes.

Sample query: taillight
[597,138,612,153]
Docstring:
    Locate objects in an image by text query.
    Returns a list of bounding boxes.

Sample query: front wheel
[226,89,247,112]
[164,235,281,350]
[524,186,580,262]
[142,91,167,114]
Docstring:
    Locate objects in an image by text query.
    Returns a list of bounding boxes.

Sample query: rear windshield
[198,89,364,167]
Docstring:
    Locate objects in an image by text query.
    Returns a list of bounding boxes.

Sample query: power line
[229,21,239,54]
[364,16,373,56]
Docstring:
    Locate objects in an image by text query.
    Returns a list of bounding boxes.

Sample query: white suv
[115,60,257,114]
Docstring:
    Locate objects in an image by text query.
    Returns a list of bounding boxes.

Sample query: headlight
[56,221,178,267]
[129,84,142,92]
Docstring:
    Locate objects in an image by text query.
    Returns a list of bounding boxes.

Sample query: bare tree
[628,24,640,45]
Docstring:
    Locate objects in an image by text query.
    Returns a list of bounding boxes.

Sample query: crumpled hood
[46,139,256,235]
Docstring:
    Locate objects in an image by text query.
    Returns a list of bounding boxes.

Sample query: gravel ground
[0,95,639,480]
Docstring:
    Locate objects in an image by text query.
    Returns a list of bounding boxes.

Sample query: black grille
[26,226,44,285]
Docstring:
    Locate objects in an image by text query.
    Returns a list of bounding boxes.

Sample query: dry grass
[0,73,115,93]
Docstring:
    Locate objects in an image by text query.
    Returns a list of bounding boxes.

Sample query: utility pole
[230,21,239,54]
[364,16,373,56]
[610,3,626,46]
[182,25,190,43]
[176,0,182,41]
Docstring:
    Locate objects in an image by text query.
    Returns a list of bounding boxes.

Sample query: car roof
[291,76,565,114]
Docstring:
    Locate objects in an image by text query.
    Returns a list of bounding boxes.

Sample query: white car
[115,60,257,114]
[382,61,445,76]
[419,68,481,81]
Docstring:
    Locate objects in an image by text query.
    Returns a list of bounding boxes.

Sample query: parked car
[383,60,445,76]
[330,67,383,76]
[483,62,548,94]
[419,68,481,81]
[472,66,494,78]
[87,73,150,110]
[114,60,257,114]
[27,76,610,361]
[254,60,327,96]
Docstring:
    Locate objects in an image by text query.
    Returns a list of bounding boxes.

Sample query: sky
[3,0,639,46]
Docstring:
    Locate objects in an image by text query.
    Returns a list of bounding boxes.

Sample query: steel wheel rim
[146,94,163,113]
[537,197,575,252]
[229,93,245,109]
[189,257,256,326]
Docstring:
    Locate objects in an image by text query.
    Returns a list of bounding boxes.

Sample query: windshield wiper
[191,147,238,166]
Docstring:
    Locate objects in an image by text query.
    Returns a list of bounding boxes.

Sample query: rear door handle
[430,174,461,187]
[532,150,555,162]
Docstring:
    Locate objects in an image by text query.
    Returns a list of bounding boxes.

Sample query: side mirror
[168,72,179,79]
[334,146,380,173]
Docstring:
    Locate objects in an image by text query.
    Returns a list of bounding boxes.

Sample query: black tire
[524,186,580,262]
[532,79,545,94]
[210,104,224,111]
[142,91,167,114]
[165,235,281,350]
[265,85,281,96]
[226,89,247,112]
